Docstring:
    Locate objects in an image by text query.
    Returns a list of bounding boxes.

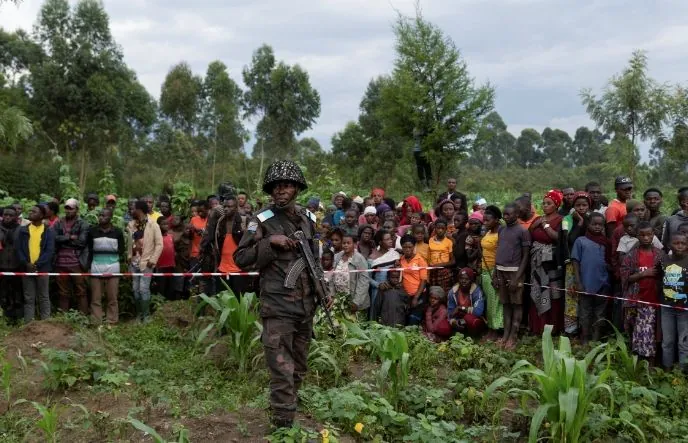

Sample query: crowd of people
[311,177,688,373]
[0,176,686,373]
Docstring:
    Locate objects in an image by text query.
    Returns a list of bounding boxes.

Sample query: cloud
[1,0,685,164]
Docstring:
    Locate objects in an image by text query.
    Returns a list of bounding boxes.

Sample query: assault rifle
[293,230,336,337]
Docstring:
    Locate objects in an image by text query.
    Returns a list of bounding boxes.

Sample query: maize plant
[197,290,262,372]
[486,325,614,443]
[344,322,410,405]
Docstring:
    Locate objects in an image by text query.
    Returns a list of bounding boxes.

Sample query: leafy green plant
[486,325,614,443]
[197,290,262,372]
[608,324,651,384]
[344,322,410,405]
[12,400,89,443]
[170,182,195,218]
[127,417,190,443]
[266,423,338,443]
[36,349,125,391]
[307,338,342,385]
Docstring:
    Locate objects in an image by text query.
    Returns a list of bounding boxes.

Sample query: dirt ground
[1,318,354,442]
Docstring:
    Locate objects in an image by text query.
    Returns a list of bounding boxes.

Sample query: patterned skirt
[564,262,579,334]
[429,268,454,293]
[631,306,657,358]
[482,270,503,330]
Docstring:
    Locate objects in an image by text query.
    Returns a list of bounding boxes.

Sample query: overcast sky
[3,0,687,160]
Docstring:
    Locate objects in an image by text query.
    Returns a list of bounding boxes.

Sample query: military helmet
[217,182,236,199]
[262,160,308,194]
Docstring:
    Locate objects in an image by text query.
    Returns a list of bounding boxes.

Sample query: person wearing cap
[234,160,330,430]
[53,198,91,315]
[105,195,117,211]
[606,176,633,237]
[362,206,378,230]
[16,205,55,322]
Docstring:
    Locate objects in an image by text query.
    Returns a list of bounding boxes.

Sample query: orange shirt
[428,236,453,265]
[400,254,428,296]
[219,234,241,273]
[190,216,207,258]
[518,213,538,230]
[605,199,627,225]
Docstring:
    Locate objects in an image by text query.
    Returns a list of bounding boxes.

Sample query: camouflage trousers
[262,315,313,423]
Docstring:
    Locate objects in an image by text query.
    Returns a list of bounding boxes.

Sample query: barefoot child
[572,213,611,344]
[494,203,531,349]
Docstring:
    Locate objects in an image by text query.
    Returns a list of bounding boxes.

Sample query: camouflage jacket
[234,204,318,319]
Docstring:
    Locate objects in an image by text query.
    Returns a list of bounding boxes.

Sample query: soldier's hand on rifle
[269,234,298,250]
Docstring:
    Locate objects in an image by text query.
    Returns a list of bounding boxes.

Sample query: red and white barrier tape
[521,281,688,312]
[2,268,686,312]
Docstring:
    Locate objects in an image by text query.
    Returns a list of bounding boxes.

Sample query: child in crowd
[357,224,376,259]
[378,268,409,327]
[464,214,483,271]
[398,212,423,237]
[329,228,343,254]
[341,209,359,238]
[413,224,429,263]
[621,221,662,363]
[494,203,531,349]
[321,249,335,286]
[396,235,428,326]
[423,286,452,342]
[448,267,485,336]
[572,213,611,344]
[658,232,688,373]
[427,218,455,292]
[156,217,177,300]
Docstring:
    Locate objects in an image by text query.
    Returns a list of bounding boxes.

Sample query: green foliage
[307,338,343,386]
[486,325,614,443]
[344,322,410,405]
[266,424,339,443]
[36,348,127,391]
[127,417,190,443]
[197,290,262,372]
[171,182,195,218]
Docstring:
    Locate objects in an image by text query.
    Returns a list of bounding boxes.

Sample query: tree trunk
[79,145,88,192]
[211,133,218,192]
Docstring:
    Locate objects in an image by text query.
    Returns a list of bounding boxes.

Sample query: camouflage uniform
[234,161,318,427]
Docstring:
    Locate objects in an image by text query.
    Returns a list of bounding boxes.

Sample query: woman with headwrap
[447,267,486,336]
[399,196,423,226]
[423,286,452,342]
[560,191,592,335]
[368,229,401,321]
[528,189,565,335]
[371,188,385,207]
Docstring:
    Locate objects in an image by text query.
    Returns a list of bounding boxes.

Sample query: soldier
[234,161,329,429]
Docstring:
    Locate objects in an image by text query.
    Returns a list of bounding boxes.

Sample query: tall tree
[468,111,515,169]
[199,60,246,189]
[580,50,669,181]
[160,62,203,135]
[651,86,688,184]
[380,7,494,185]
[513,128,543,168]
[541,127,573,167]
[242,44,321,168]
[29,0,156,189]
[571,126,607,166]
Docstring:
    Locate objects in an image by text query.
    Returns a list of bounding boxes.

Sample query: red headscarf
[544,189,564,208]
[572,191,591,207]
[400,196,423,225]
[371,188,385,198]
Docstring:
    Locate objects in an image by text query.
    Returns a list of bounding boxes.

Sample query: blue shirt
[571,237,609,294]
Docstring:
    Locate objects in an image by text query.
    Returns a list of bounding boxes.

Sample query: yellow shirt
[481,232,499,269]
[28,223,45,264]
[150,211,162,223]
[415,242,429,263]
[428,237,453,265]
